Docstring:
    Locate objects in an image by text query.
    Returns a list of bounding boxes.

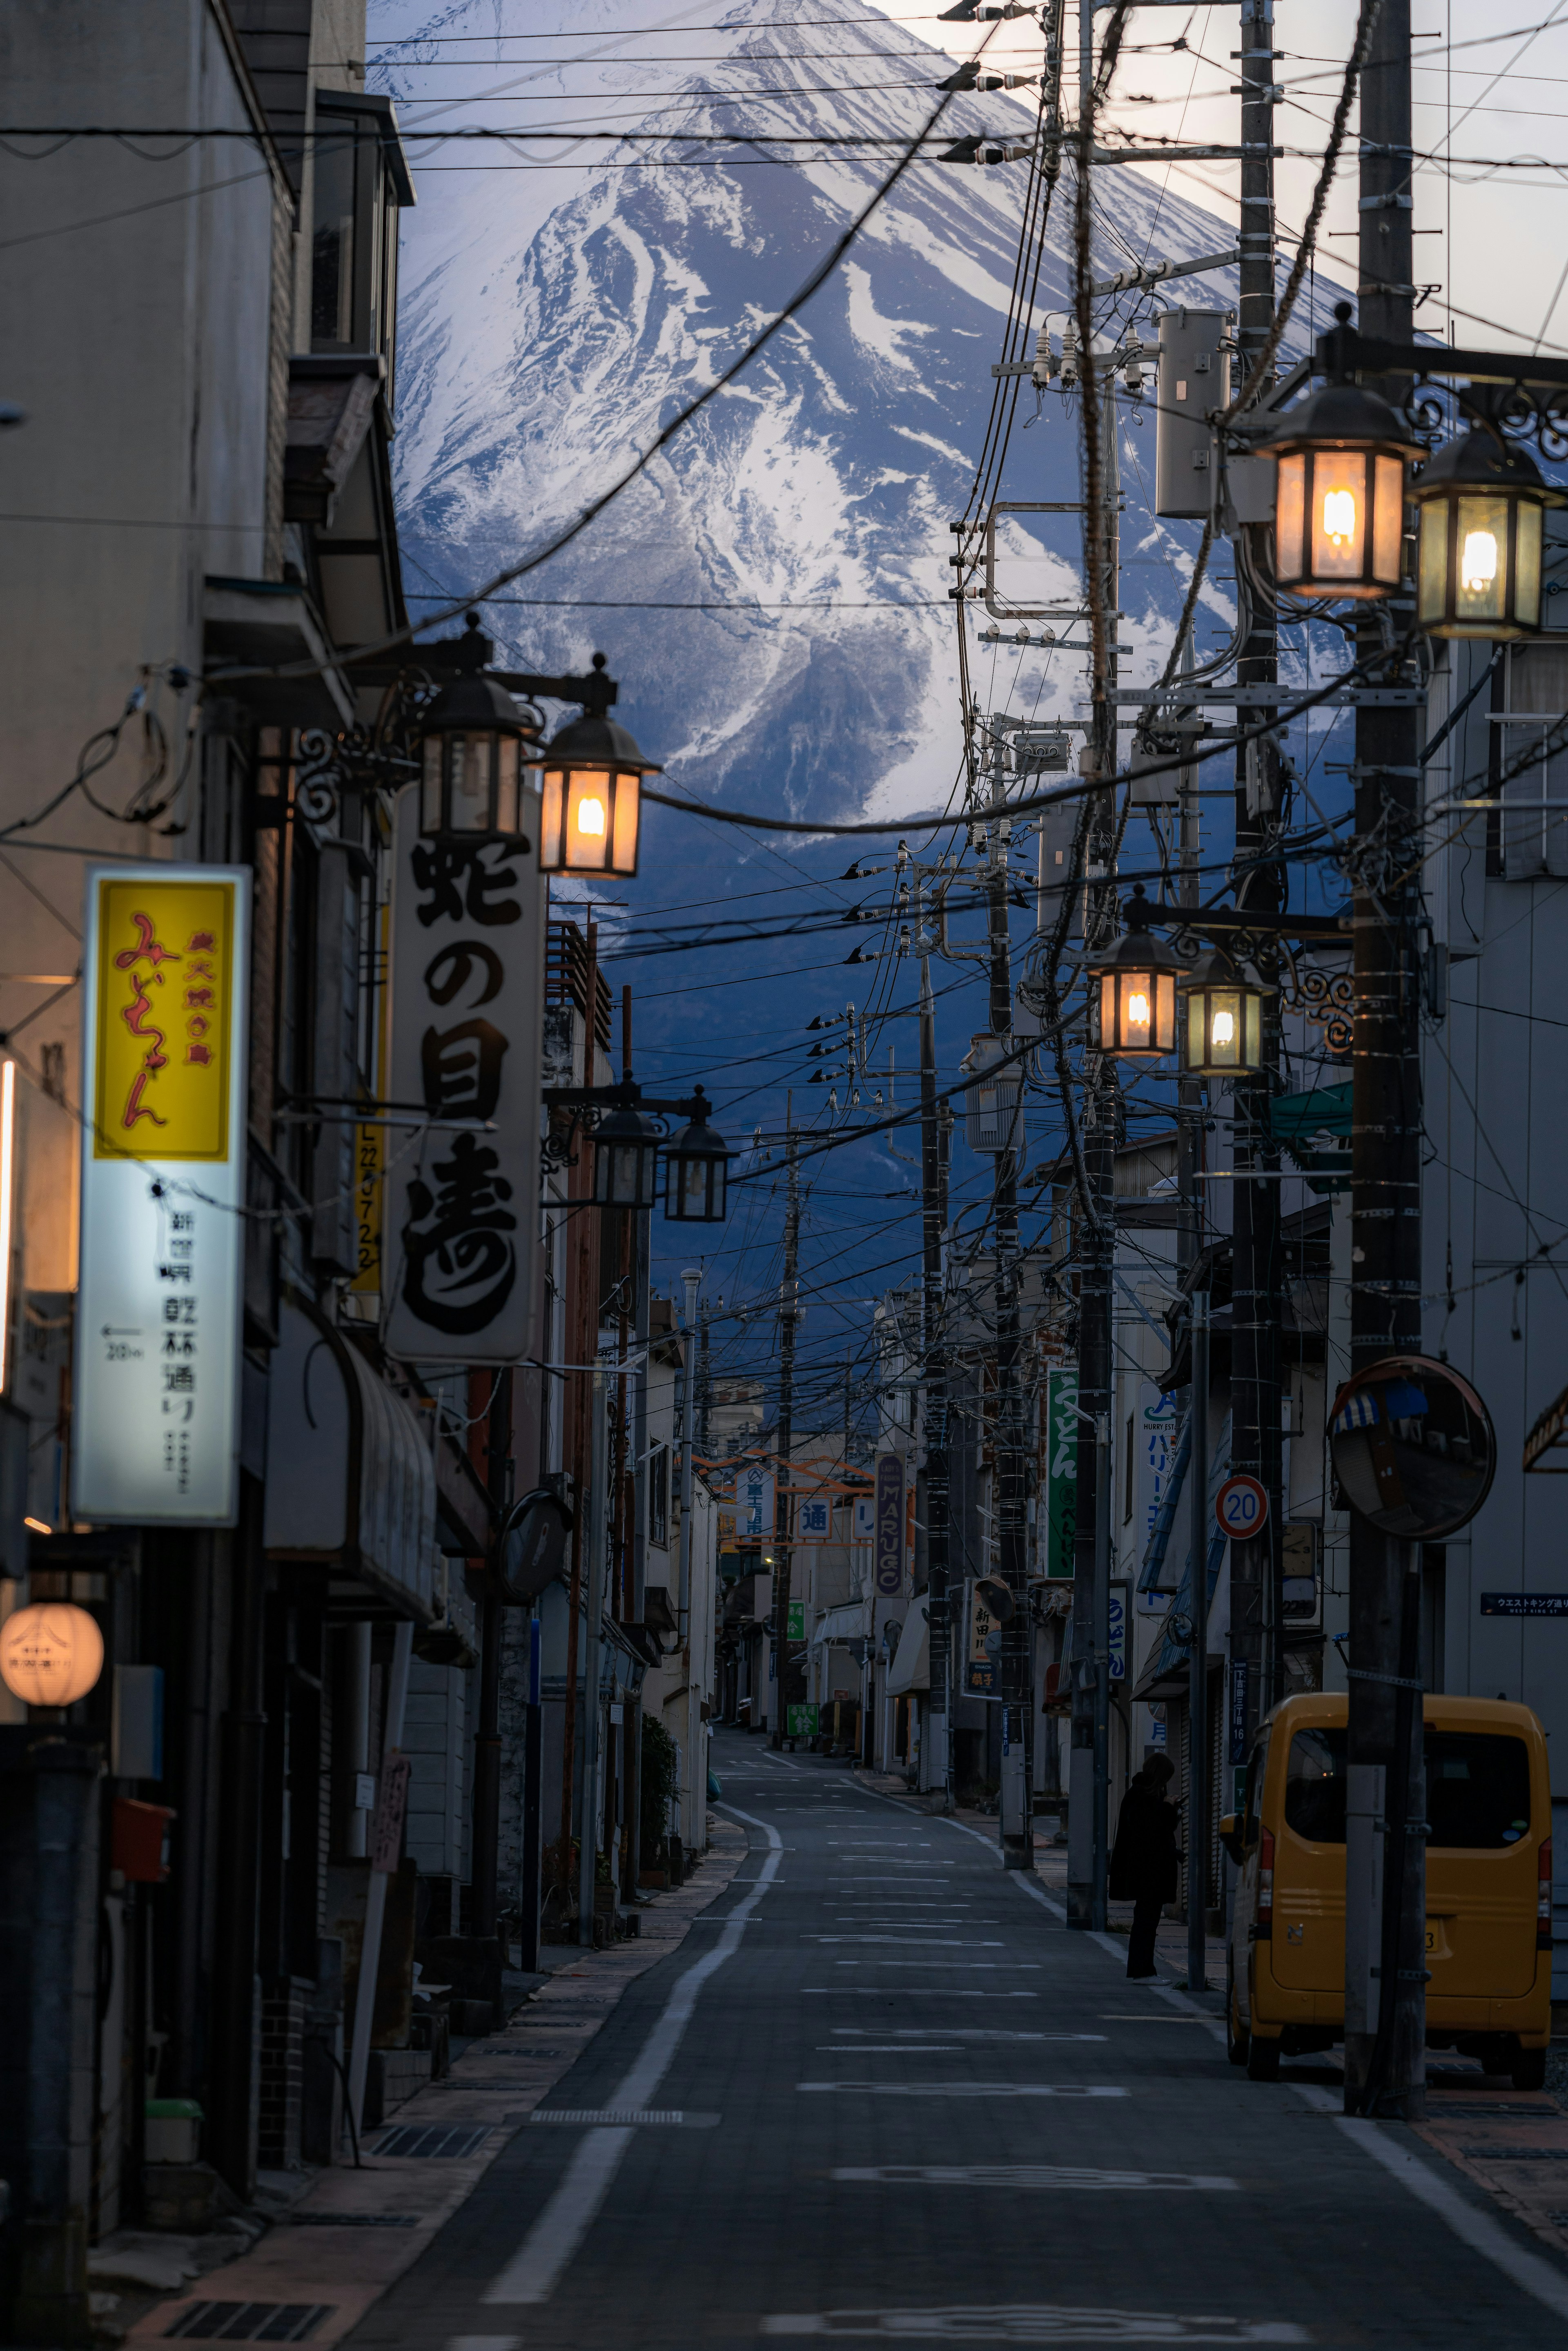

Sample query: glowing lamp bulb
[577,796,606,838]
[1460,529,1499,593]
[1127,989,1151,1031]
[1321,488,1358,549]
[1212,1010,1235,1046]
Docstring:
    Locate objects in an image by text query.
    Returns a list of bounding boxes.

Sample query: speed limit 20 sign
[1215,1473,1270,1541]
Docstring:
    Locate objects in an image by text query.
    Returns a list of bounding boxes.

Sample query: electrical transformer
[1154,308,1232,519]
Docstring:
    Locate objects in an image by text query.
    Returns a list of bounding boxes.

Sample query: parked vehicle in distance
[1221,1692,1551,2088]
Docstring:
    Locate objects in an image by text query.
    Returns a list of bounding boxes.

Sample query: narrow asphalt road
[342,1731,1568,2347]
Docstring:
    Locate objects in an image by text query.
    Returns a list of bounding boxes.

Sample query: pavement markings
[759,2306,1305,2340]
[482,1804,782,2307]
[796,2081,1130,2097]
[818,2043,962,2052]
[830,2165,1239,2191]
[829,2028,1106,2042]
[833,1960,1041,1969]
[447,2335,521,2351]
[802,1988,1040,1998]
[525,2109,719,2127]
[812,1936,1005,1946]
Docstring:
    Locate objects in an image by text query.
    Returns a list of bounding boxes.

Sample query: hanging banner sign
[740,1462,773,1544]
[1045,1367,1078,1577]
[853,1496,876,1542]
[796,1497,832,1542]
[74,867,250,1523]
[874,1452,906,1597]
[383,788,544,1363]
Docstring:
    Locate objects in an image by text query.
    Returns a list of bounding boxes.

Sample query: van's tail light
[1539,1838,1553,1952]
[1257,1826,1275,1939]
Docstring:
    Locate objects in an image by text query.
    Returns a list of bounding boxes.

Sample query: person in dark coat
[1109,1753,1182,1978]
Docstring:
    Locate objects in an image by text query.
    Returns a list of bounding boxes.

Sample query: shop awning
[812,1601,871,1649]
[263,1295,436,1623]
[886,1597,930,1695]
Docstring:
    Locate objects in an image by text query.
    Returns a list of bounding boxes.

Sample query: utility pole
[1186,1290,1211,1992]
[918,914,953,1809]
[769,1132,801,1748]
[982,742,1032,1870]
[1068,365,1122,1932]
[1345,0,1426,2121]
[577,1366,610,1948]
[1223,0,1285,1928]
[470,1367,512,1944]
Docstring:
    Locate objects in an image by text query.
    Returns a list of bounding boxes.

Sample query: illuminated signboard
[74,868,249,1523]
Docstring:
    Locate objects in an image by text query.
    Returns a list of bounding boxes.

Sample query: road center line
[483,1803,781,2307]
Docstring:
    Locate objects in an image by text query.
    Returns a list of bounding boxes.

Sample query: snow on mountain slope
[378,0,1338,832]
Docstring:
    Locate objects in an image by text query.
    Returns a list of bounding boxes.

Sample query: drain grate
[370,2122,491,2159]
[285,2214,418,2228]
[165,2304,332,2342]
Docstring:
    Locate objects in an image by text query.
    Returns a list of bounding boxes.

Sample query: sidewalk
[104,1823,747,2349]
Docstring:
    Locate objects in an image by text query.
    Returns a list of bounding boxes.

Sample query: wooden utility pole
[769,1132,801,1747]
[1345,0,1426,2120]
[919,928,953,1807]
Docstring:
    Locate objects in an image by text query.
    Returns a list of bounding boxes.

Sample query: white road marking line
[831,2028,1106,2042]
[760,2306,1304,2340]
[796,2081,1129,2097]
[483,1802,782,2307]
[812,1936,1004,1946]
[817,2043,962,2052]
[830,2164,1238,2190]
[802,1987,1039,1997]
[448,2335,521,2351]
[833,1961,1042,1970]
[1292,2081,1568,2325]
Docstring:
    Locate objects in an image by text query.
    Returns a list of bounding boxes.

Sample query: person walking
[1110,1753,1183,1979]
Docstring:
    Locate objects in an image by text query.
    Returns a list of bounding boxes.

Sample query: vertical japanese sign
[74,867,249,1523]
[966,1580,1000,1696]
[874,1452,905,1598]
[383,789,543,1362]
[740,1462,773,1544]
[1045,1367,1078,1577]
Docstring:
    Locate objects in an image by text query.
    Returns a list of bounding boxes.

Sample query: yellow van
[1222,1692,1552,2088]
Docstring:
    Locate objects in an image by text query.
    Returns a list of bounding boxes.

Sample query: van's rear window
[1283,1727,1533,1847]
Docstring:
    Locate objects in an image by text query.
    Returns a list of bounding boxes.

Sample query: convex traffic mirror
[1328,1354,1496,1540]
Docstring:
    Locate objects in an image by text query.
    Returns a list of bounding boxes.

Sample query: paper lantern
[0,1601,105,1707]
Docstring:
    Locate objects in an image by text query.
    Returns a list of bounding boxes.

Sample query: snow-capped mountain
[379,0,1338,830]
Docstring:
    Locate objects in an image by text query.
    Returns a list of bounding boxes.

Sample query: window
[650,1444,669,1548]
[308,100,413,391]
[1285,1726,1347,1844]
[1425,1731,1531,1850]
[1282,1725,1532,1850]
[1243,1730,1270,1847]
[1496,640,1568,880]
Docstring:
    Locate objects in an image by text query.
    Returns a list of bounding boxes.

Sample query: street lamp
[1178,947,1268,1079]
[664,1088,733,1223]
[1266,376,1419,602]
[417,671,539,839]
[1412,427,1567,640]
[539,712,661,879]
[591,1103,661,1211]
[1087,883,1180,1059]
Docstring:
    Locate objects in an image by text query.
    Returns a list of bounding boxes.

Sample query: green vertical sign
[1046,1367,1078,1577]
[787,1600,806,1641]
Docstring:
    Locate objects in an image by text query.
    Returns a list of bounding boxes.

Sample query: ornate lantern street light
[664,1087,733,1223]
[1086,884,1181,1059]
[1266,374,1421,602]
[1412,426,1567,640]
[1178,946,1268,1079]
[416,669,539,840]
[539,711,662,879]
[591,1103,662,1212]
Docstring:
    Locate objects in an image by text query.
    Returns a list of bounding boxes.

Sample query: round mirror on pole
[592,1103,661,1212]
[1412,428,1567,641]
[1085,883,1181,1059]
[1328,1354,1497,1540]
[1178,947,1268,1079]
[497,1486,575,1605]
